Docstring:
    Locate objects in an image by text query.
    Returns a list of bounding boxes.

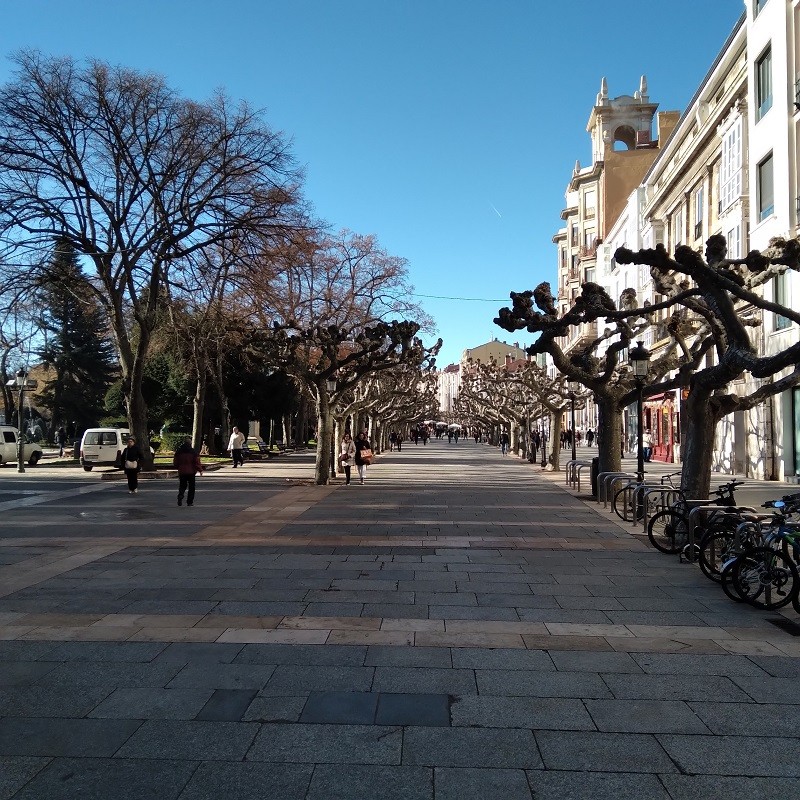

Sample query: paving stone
[747,655,800,677]
[584,699,710,733]
[451,695,594,730]
[10,757,197,800]
[167,663,275,690]
[0,718,142,757]
[658,733,800,776]
[87,687,212,720]
[242,695,308,722]
[631,653,769,677]
[517,609,613,624]
[0,756,50,800]
[435,767,531,800]
[476,669,611,698]
[196,689,259,721]
[306,765,432,800]
[372,667,476,695]
[362,604,430,619]
[213,601,308,616]
[300,691,378,724]
[475,594,558,609]
[35,661,183,690]
[603,673,753,702]
[0,661,57,687]
[526,770,670,800]
[549,651,642,673]
[234,644,367,666]
[364,645,452,668]
[0,686,112,718]
[151,642,245,664]
[247,722,402,764]
[375,693,450,727]
[659,774,800,800]
[114,719,258,760]
[688,701,800,737]
[303,603,365,616]
[403,727,540,768]
[0,641,59,661]
[178,762,313,800]
[45,641,168,662]
[536,730,677,773]
[261,665,374,695]
[451,648,554,671]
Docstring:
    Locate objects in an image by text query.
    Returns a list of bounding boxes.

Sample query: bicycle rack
[641,486,683,533]
[598,472,633,507]
[629,482,668,526]
[565,460,592,489]
[575,462,593,493]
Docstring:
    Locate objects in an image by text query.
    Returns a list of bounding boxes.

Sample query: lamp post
[326,377,337,478]
[628,341,651,483]
[5,369,37,473]
[568,382,579,464]
[541,414,548,468]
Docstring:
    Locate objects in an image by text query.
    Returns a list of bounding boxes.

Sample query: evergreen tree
[36,238,118,434]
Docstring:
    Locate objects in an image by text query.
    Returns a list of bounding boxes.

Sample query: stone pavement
[1,441,799,799]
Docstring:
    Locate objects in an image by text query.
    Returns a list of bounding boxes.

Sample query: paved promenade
[1,440,799,798]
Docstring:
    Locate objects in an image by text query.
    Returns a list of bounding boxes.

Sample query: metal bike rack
[575,462,593,493]
[598,472,633,507]
[641,486,683,533]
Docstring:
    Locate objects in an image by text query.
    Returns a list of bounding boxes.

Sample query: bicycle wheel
[647,509,690,554]
[720,556,745,602]
[732,547,798,610]
[612,486,636,521]
[698,529,736,583]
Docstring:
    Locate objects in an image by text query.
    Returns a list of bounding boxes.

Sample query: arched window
[613,125,636,151]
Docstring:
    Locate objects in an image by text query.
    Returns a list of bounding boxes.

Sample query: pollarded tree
[614,235,800,498]
[0,52,300,465]
[495,282,686,476]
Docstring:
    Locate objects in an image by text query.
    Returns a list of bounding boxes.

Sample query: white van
[0,426,44,466]
[79,428,130,471]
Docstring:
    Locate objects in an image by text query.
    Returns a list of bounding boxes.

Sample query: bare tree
[0,52,300,463]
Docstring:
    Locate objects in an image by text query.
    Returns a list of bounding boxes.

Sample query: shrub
[161,432,191,453]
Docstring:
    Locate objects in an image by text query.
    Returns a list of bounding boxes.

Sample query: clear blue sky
[1,0,744,367]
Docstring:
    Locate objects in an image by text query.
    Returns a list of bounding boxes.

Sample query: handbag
[360,448,373,465]
[124,459,138,470]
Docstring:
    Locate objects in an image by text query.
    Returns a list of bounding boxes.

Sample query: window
[756,47,772,121]
[584,189,596,219]
[726,225,741,259]
[720,119,742,211]
[775,271,791,330]
[758,153,774,221]
[3,431,15,444]
[584,267,596,283]
[571,222,579,247]
[755,0,768,16]
[694,186,704,239]
[673,207,684,246]
[584,229,595,249]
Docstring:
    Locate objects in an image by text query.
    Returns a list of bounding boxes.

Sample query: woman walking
[354,431,372,484]
[120,435,144,495]
[339,432,356,485]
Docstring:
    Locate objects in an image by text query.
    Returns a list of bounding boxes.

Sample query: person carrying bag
[120,435,144,495]
[339,433,356,485]
[354,431,372,484]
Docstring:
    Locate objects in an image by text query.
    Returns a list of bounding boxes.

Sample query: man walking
[227,426,245,468]
[174,436,204,506]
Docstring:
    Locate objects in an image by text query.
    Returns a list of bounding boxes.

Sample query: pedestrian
[227,426,245,468]
[396,432,403,452]
[339,432,356,485]
[354,431,372,484]
[173,436,204,506]
[642,429,653,462]
[120,435,144,494]
[56,425,67,457]
[389,431,397,451]
[500,430,510,456]
[586,428,594,447]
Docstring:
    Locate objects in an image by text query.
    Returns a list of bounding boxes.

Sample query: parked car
[0,426,44,466]
[79,428,130,471]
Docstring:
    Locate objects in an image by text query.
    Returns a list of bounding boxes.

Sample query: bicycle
[646,479,746,555]
[612,471,681,524]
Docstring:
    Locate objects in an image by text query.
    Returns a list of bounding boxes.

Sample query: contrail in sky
[490,203,502,218]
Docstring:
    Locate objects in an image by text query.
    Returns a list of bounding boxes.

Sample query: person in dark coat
[120,435,145,494]
[173,437,204,506]
[354,431,372,484]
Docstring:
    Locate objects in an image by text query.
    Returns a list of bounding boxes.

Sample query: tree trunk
[596,397,622,476]
[314,397,334,485]
[550,412,562,471]
[680,390,716,499]
[191,373,206,452]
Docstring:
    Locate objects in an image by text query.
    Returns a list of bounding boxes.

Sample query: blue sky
[1,0,744,366]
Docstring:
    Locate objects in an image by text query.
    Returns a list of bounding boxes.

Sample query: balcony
[564,320,598,353]
[579,242,598,260]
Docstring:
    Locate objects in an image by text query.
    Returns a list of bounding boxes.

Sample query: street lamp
[541,413,548,468]
[568,381,579,463]
[5,369,37,473]
[628,341,651,483]
[326,377,337,478]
